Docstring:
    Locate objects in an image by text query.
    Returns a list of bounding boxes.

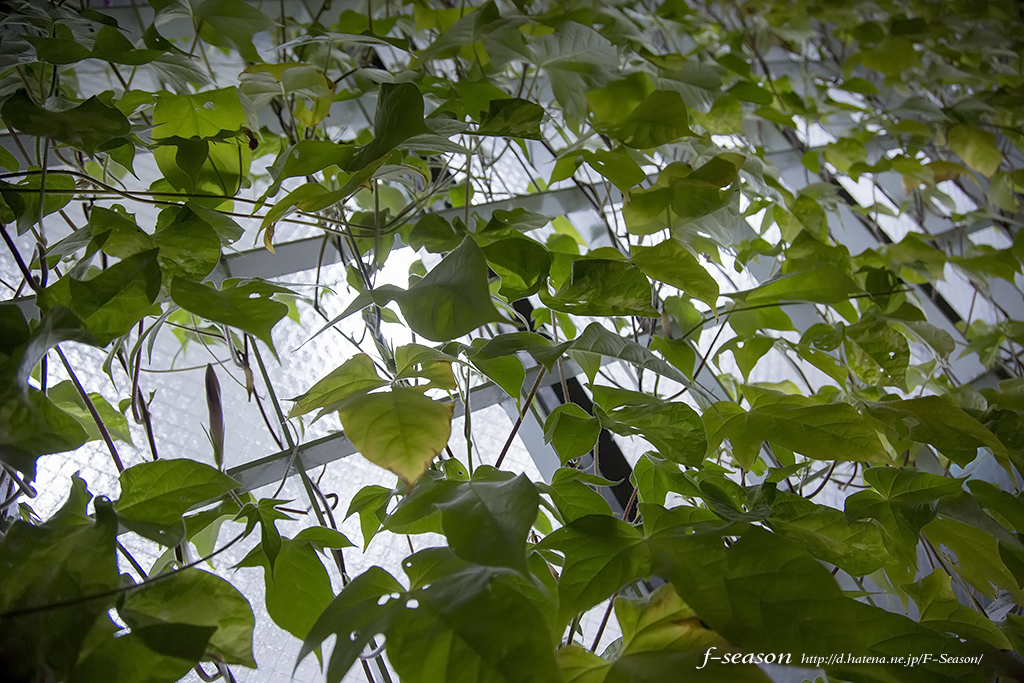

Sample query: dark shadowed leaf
[0,477,120,681]
[39,249,161,346]
[2,90,130,154]
[438,474,540,572]
[544,403,600,463]
[120,568,256,667]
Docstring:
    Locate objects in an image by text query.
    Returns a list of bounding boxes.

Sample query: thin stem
[136,387,160,460]
[691,312,731,382]
[116,540,148,578]
[1,226,39,292]
[590,595,617,652]
[494,368,547,469]
[463,365,473,472]
[249,339,295,449]
[55,346,125,472]
[2,463,36,499]
[805,461,837,500]
[621,486,639,522]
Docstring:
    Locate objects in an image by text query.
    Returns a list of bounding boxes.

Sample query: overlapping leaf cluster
[2,1,1024,682]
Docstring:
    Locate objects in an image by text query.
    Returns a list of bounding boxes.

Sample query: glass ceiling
[3,1,1024,682]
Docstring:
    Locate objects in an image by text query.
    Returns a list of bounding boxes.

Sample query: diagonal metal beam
[226,361,581,493]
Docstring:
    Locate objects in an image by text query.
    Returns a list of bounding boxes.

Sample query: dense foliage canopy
[2,0,1024,682]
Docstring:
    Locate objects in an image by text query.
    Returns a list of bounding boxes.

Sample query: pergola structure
[2,1,1024,682]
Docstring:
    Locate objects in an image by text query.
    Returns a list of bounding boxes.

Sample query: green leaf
[438,474,539,572]
[3,172,76,235]
[631,453,699,506]
[115,459,239,545]
[476,97,545,139]
[408,213,467,253]
[414,1,520,64]
[785,340,848,385]
[534,21,618,121]
[845,318,910,390]
[388,567,561,683]
[0,477,120,682]
[469,349,526,405]
[194,0,273,62]
[382,475,457,536]
[287,354,387,419]
[152,205,223,281]
[733,262,860,305]
[299,566,407,683]
[0,146,16,172]
[470,331,574,372]
[631,239,719,309]
[967,480,1024,533]
[345,484,392,547]
[0,388,89,476]
[923,515,1024,602]
[26,25,91,64]
[236,498,292,570]
[545,259,658,318]
[581,147,646,193]
[482,237,551,301]
[623,156,743,236]
[845,468,963,583]
[729,80,774,105]
[658,527,1004,683]
[188,203,243,245]
[291,526,354,550]
[400,546,471,590]
[557,583,772,683]
[46,380,133,445]
[394,343,460,376]
[152,87,247,140]
[712,398,889,469]
[716,335,775,383]
[728,303,795,338]
[88,25,165,65]
[39,249,162,346]
[89,206,156,258]
[259,182,332,234]
[862,396,1007,468]
[170,278,289,351]
[905,569,1013,650]
[264,538,334,640]
[765,490,889,576]
[266,140,356,196]
[120,568,256,667]
[649,335,696,380]
[337,387,454,485]
[947,125,1003,178]
[587,76,694,149]
[544,403,600,463]
[546,467,614,523]
[592,386,707,467]
[571,322,690,386]
[538,514,651,626]
[393,237,504,342]
[350,82,430,171]
[69,624,215,683]
[1,90,130,154]
[858,36,921,76]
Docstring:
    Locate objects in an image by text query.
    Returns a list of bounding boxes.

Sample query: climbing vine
[2,1,1024,682]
